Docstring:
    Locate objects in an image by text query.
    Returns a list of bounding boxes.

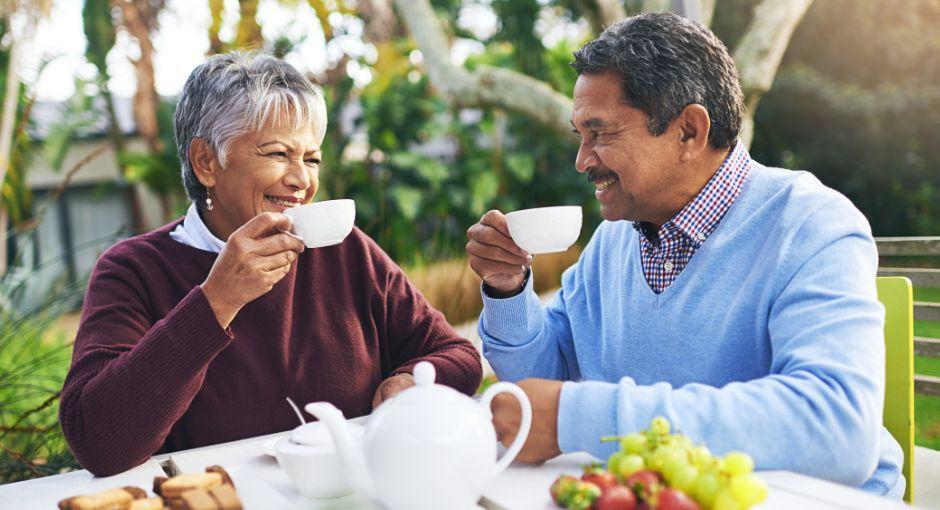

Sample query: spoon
[286,397,306,425]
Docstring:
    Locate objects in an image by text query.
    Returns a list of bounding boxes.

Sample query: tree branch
[733,0,814,146]
[391,0,574,138]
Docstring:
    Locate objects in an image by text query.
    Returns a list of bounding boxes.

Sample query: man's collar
[632,140,751,246]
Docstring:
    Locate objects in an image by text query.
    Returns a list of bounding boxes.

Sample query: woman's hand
[201,212,305,328]
[372,373,416,409]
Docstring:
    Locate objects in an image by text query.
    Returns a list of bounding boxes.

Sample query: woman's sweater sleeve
[59,247,233,476]
[366,240,482,396]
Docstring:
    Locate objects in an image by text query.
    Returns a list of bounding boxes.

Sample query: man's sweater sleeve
[477,223,597,382]
[59,248,233,477]
[556,198,886,487]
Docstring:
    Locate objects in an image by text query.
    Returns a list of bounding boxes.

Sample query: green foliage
[317,41,595,266]
[120,100,185,201]
[82,0,115,75]
[0,272,82,483]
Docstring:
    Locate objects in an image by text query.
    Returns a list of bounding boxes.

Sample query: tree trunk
[392,0,574,139]
[208,0,225,54]
[573,0,626,34]
[116,0,163,155]
[733,0,814,147]
[235,0,263,49]
[0,35,20,276]
[357,0,398,43]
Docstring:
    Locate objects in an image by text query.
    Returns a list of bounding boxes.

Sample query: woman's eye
[305,158,321,166]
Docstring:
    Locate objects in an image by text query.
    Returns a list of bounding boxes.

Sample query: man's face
[571,72,682,224]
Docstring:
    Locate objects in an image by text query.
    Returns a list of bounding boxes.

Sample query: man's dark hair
[572,12,744,149]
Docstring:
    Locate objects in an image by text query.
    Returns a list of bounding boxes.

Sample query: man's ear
[189,138,221,187]
[675,104,711,163]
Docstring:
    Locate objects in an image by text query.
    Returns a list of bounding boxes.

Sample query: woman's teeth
[595,177,617,191]
[266,196,298,207]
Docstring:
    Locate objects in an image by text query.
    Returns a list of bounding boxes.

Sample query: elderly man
[466,13,903,497]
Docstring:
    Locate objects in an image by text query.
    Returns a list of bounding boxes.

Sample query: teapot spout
[304,402,374,499]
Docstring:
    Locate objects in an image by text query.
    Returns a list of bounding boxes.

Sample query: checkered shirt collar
[633,141,751,246]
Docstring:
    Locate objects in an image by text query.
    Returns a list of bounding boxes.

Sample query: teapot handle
[479,382,532,477]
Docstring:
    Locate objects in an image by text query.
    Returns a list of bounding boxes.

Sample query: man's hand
[466,210,532,295]
[491,378,563,463]
[372,373,416,409]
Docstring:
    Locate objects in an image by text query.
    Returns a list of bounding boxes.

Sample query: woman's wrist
[200,280,241,329]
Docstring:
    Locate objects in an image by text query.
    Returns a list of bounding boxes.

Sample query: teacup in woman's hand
[505,206,582,254]
[284,199,356,248]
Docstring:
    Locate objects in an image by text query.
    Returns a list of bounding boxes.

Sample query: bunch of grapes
[549,417,768,510]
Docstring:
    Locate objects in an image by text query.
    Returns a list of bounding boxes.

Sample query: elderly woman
[59,52,482,476]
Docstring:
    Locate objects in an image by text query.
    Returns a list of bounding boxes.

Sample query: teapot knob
[413,361,435,386]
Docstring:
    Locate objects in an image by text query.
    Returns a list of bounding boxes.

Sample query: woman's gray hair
[174,52,328,209]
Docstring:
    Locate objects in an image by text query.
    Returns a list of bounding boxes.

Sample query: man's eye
[268,152,287,158]
[305,158,321,166]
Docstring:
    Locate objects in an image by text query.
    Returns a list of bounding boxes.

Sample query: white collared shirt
[169,202,227,253]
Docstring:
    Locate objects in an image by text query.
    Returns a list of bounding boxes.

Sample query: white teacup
[505,206,582,254]
[284,199,355,248]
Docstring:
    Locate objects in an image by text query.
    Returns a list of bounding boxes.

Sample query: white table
[0,431,918,510]
[161,434,916,510]
[0,459,166,510]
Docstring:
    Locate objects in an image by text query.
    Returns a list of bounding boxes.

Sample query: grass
[914,287,940,303]
[912,284,940,452]
[916,394,940,450]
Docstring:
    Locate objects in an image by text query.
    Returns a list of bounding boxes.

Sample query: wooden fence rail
[875,237,940,397]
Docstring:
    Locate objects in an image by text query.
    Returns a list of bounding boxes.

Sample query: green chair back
[876,276,915,503]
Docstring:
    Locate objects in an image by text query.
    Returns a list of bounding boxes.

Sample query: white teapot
[305,361,532,510]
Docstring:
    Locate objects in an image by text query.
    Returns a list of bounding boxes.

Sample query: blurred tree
[392,0,813,147]
[750,0,940,236]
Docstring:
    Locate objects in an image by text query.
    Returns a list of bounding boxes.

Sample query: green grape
[650,416,671,435]
[714,488,743,510]
[729,473,768,507]
[693,472,721,508]
[607,451,625,473]
[724,452,755,476]
[671,464,699,493]
[615,453,645,478]
[672,434,693,449]
[620,433,647,454]
[662,455,686,483]
[690,445,712,468]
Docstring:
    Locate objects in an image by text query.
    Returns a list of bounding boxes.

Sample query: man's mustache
[586,168,618,184]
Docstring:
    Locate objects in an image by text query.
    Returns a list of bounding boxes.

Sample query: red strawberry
[582,466,619,492]
[656,488,701,510]
[593,485,637,510]
[625,470,664,500]
[550,475,579,506]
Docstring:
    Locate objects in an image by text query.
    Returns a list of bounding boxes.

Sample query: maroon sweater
[60,221,482,476]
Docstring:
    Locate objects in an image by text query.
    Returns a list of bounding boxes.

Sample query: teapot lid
[387,361,468,408]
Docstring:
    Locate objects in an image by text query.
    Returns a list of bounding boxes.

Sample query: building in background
[4,97,165,312]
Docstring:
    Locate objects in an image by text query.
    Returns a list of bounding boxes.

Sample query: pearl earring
[206,190,214,211]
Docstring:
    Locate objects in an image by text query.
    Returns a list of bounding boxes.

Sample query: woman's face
[200,118,323,240]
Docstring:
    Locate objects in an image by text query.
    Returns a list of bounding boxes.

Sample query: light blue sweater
[479,163,904,497]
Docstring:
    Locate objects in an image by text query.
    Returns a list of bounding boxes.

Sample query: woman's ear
[189,138,220,187]
[676,104,711,163]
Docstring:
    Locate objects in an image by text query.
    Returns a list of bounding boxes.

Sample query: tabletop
[0,428,917,510]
